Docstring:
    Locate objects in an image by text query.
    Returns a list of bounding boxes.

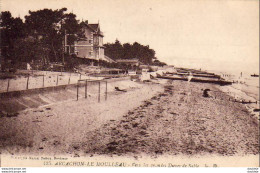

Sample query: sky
[2,0,259,73]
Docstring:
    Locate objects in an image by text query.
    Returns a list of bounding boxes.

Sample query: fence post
[85,80,88,98]
[77,82,79,101]
[56,75,59,86]
[98,81,100,103]
[42,74,45,88]
[26,75,30,90]
[68,73,71,84]
[105,81,107,101]
[7,79,10,92]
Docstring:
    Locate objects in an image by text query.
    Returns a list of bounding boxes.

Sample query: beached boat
[251,74,259,77]
[166,72,221,79]
[158,75,232,86]
[175,68,215,75]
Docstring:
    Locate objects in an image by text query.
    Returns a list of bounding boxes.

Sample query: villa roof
[86,23,103,36]
[88,24,99,31]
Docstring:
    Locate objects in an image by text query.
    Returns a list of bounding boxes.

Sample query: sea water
[170,57,259,111]
[211,69,259,103]
[215,70,259,118]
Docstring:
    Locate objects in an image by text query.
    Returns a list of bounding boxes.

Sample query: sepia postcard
[0,0,259,169]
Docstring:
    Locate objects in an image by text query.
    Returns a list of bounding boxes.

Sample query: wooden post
[85,80,88,98]
[26,75,30,89]
[77,82,79,101]
[105,81,107,101]
[56,75,59,86]
[79,73,81,80]
[7,79,10,92]
[42,74,45,88]
[68,73,71,84]
[98,81,100,103]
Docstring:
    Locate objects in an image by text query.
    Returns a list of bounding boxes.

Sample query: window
[89,40,92,44]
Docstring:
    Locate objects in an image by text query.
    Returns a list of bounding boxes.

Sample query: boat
[166,72,221,79]
[158,75,232,86]
[251,74,259,77]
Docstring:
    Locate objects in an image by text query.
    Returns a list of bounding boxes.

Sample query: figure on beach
[27,63,31,70]
[203,89,210,97]
[187,72,193,82]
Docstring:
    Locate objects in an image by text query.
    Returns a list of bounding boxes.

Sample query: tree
[25,8,63,62]
[104,39,124,60]
[0,8,81,69]
[13,37,50,64]
[104,40,162,65]
[1,11,25,62]
[61,12,80,48]
[153,59,167,66]
[24,8,80,62]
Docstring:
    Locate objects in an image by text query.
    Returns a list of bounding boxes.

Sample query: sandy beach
[0,80,164,155]
[80,80,259,156]
[0,79,259,166]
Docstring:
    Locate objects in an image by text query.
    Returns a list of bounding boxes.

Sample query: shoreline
[217,84,259,118]
[197,68,259,118]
